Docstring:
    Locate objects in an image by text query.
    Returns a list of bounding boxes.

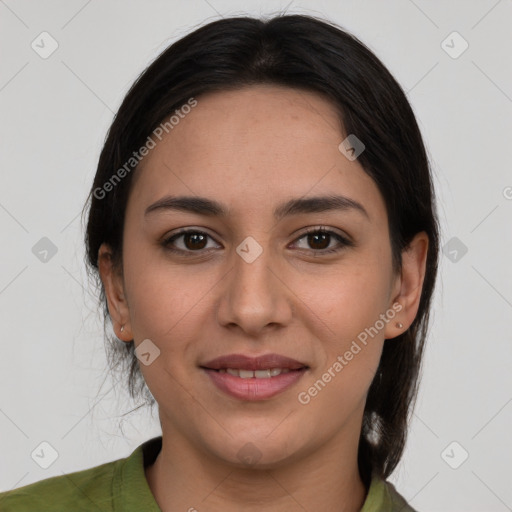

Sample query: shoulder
[0,457,122,512]
[362,475,418,512]
[385,480,418,512]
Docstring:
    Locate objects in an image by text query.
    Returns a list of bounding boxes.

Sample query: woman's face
[101,84,419,467]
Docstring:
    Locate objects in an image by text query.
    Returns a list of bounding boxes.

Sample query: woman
[0,13,439,511]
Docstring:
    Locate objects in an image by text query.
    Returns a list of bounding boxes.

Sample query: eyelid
[161,225,353,255]
[161,227,221,251]
[290,226,354,251]
[292,225,353,243]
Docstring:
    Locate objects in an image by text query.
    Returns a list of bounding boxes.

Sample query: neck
[145,423,368,512]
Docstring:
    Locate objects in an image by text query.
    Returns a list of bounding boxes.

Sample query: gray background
[1,1,511,510]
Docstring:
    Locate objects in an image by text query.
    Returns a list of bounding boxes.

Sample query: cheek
[296,270,387,420]
[298,257,392,339]
[122,250,223,387]
[122,238,208,335]
[123,261,210,402]
[294,257,390,399]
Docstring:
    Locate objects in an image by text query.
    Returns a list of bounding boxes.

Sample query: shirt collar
[112,436,405,511]
[113,436,162,511]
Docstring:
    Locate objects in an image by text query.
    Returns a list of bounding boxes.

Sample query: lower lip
[202,368,307,401]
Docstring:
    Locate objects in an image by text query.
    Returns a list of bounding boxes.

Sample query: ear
[97,243,133,342]
[384,231,429,340]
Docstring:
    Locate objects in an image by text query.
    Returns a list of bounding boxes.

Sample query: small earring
[120,325,125,332]
[396,322,403,329]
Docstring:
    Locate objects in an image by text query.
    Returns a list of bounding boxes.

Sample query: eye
[161,226,353,256]
[291,227,353,254]
[161,229,220,254]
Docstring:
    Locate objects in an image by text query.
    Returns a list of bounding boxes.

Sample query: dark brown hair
[83,13,440,486]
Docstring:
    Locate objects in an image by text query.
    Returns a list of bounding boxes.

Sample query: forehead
[128,85,386,227]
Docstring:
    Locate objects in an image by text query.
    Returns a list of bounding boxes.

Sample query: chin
[204,430,303,469]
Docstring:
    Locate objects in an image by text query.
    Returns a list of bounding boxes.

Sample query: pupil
[186,233,206,250]
[182,232,331,251]
[309,233,329,250]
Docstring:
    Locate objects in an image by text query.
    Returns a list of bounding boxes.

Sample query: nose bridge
[234,239,272,296]
[232,236,275,310]
[217,235,291,333]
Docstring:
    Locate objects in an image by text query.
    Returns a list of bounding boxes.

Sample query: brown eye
[292,227,353,254]
[182,232,207,250]
[162,229,220,255]
[307,231,330,250]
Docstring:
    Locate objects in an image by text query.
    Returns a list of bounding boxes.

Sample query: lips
[200,353,309,401]
[201,353,307,371]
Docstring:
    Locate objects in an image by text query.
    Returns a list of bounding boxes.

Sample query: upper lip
[201,353,307,371]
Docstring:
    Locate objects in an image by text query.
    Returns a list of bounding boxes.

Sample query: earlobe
[97,243,133,342]
[383,301,405,340]
[385,232,429,340]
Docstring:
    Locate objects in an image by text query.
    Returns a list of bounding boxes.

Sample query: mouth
[201,353,307,371]
[200,353,309,401]
[211,367,298,378]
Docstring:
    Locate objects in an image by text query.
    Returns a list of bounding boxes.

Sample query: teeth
[219,368,291,378]
[239,369,254,379]
[254,370,271,379]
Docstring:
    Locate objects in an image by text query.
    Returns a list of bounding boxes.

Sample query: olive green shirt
[0,436,416,511]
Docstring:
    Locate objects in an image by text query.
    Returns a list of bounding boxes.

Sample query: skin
[98,84,428,512]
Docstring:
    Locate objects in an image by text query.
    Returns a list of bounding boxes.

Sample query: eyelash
[161,227,353,256]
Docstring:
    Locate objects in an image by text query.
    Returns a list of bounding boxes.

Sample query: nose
[216,240,293,337]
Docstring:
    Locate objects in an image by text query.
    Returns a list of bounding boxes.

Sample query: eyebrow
[144,194,370,221]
